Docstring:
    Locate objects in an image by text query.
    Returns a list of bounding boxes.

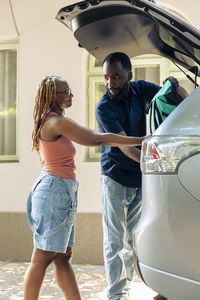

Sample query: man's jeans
[100,175,142,300]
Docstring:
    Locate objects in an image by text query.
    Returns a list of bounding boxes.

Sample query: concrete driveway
[0,261,158,299]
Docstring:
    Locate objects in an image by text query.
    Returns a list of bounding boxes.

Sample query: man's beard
[107,81,129,100]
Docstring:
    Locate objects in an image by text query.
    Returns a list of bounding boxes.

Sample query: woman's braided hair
[32,75,61,151]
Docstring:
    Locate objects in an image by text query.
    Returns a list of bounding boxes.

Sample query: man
[95,52,169,300]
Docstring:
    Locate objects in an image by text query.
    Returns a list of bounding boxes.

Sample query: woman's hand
[139,135,152,144]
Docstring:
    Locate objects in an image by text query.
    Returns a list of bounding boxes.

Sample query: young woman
[23,75,145,300]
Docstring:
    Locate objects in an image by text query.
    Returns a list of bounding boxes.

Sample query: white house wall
[0,0,18,40]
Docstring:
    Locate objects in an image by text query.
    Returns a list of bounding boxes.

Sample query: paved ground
[0,261,158,299]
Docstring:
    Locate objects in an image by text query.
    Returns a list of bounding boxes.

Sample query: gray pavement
[0,261,157,299]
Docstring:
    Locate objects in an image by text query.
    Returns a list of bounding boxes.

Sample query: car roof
[56,0,200,76]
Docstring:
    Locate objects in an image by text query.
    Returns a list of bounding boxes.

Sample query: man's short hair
[102,52,132,71]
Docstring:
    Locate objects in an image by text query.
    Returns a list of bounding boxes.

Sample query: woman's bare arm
[46,116,145,147]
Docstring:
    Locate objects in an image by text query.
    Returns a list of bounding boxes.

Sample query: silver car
[56,1,200,299]
[137,88,200,300]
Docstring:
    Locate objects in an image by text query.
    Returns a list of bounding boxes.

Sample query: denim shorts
[27,170,79,253]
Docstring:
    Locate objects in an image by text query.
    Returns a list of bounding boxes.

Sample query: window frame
[86,75,105,161]
[0,42,18,162]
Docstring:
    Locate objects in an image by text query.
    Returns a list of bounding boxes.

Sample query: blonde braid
[32,76,59,151]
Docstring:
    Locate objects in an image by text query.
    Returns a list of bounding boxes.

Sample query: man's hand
[163,76,188,99]
[119,146,141,163]
[117,131,146,163]
[176,85,188,99]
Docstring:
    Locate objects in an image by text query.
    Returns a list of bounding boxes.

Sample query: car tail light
[141,136,200,174]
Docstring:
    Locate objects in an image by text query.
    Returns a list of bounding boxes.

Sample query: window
[86,56,106,161]
[86,54,198,161]
[0,43,18,162]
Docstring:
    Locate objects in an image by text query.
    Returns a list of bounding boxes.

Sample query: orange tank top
[39,114,76,179]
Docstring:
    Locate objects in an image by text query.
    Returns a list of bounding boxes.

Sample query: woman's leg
[53,247,81,300]
[23,248,56,300]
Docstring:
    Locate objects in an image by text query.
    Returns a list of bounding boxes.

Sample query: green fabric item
[149,78,183,132]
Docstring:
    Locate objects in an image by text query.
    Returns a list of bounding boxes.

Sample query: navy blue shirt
[95,80,160,187]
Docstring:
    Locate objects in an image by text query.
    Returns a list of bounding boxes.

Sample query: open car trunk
[56,0,200,77]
